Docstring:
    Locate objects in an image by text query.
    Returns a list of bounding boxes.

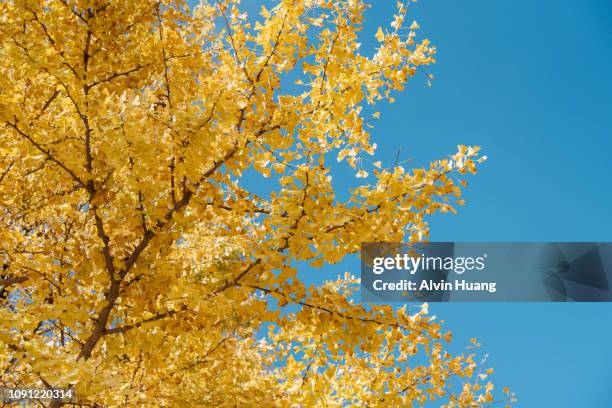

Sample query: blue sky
[356,2,612,405]
[194,0,612,406]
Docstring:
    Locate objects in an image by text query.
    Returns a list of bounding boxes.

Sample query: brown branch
[155,4,173,110]
[0,161,15,184]
[210,259,262,296]
[300,336,323,389]
[155,5,178,205]
[74,23,121,361]
[58,0,89,24]
[86,63,154,90]
[216,0,253,84]
[50,320,83,346]
[211,202,270,215]
[286,171,309,244]
[243,283,427,337]
[21,266,62,293]
[194,91,222,131]
[105,305,188,335]
[171,336,229,375]
[324,171,451,233]
[81,28,116,282]
[255,12,289,82]
[28,8,79,77]
[125,126,149,232]
[77,278,120,360]
[35,89,60,120]
[198,165,313,299]
[398,374,431,394]
[83,29,92,76]
[92,210,116,279]
[5,122,86,187]
[124,124,279,274]
[77,124,279,360]
[165,47,219,61]
[0,275,29,287]
[71,4,285,359]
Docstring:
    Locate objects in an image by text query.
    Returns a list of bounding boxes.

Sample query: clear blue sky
[194,0,612,406]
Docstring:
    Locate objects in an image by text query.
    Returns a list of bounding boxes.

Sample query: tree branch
[0,275,29,287]
[105,305,188,335]
[5,121,86,187]
[243,283,426,336]
[86,63,154,90]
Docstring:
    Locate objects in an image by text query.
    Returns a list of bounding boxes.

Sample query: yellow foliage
[0,0,510,406]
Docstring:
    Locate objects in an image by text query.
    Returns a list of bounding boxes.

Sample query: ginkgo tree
[0,0,512,406]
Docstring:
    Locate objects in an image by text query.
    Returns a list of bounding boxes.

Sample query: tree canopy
[0,0,510,406]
